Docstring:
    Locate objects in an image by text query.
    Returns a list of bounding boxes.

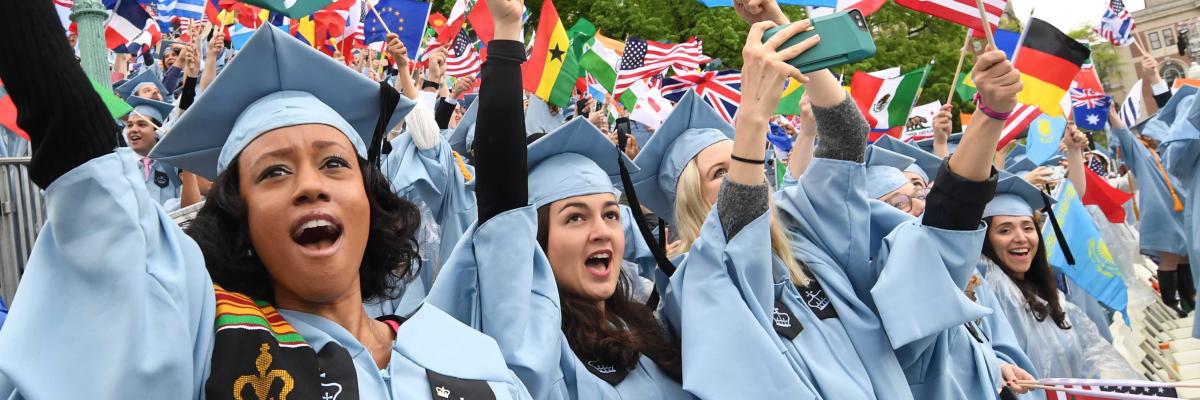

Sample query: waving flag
[1043,182,1129,323]
[995,103,1044,150]
[614,38,707,96]
[1039,378,1178,399]
[1073,90,1111,132]
[523,0,578,107]
[446,30,481,77]
[850,65,928,132]
[1024,114,1067,165]
[0,82,28,141]
[1014,18,1091,117]
[157,0,205,22]
[1096,0,1136,46]
[237,0,332,18]
[106,0,153,49]
[894,0,1007,34]
[364,0,430,59]
[661,70,742,123]
[805,0,888,18]
[1082,167,1134,223]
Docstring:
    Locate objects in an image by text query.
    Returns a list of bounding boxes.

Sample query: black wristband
[731,154,766,165]
[422,80,441,90]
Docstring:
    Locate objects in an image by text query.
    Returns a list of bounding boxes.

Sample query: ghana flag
[523,0,577,107]
[1014,18,1090,117]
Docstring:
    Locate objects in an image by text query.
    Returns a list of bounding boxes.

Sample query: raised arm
[474,0,527,225]
[787,95,817,177]
[1063,123,1088,196]
[0,0,117,188]
[385,33,420,100]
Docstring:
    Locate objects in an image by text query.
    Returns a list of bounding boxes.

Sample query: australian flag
[1072,88,1111,131]
[363,0,431,59]
[1096,0,1135,46]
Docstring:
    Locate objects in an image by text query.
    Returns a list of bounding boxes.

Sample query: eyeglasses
[886,187,930,213]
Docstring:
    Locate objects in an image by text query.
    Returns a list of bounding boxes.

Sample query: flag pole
[973,0,996,49]
[947,29,972,104]
[368,1,394,36]
[131,109,164,132]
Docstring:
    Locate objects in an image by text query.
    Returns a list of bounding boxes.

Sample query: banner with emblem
[1024,114,1067,165]
[900,101,942,142]
[1042,182,1129,323]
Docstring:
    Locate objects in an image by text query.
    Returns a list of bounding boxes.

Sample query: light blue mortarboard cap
[1137,86,1198,140]
[914,132,962,156]
[1164,94,1199,143]
[125,96,174,125]
[528,118,636,209]
[447,99,479,157]
[871,135,941,182]
[631,91,733,224]
[1005,156,1038,175]
[1004,144,1027,166]
[116,70,174,103]
[864,145,916,199]
[983,174,1056,218]
[150,25,414,180]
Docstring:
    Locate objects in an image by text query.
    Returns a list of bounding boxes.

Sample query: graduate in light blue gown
[872,134,940,190]
[976,176,1138,380]
[1115,89,1193,315]
[123,96,184,212]
[0,20,529,399]
[1157,92,1200,337]
[116,68,175,103]
[428,117,691,400]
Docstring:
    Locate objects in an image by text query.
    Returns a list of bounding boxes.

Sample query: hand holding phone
[760,10,876,73]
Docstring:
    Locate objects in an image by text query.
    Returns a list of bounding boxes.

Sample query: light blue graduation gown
[1161,120,1200,336]
[0,149,529,399]
[974,278,1039,377]
[369,133,477,318]
[133,156,182,212]
[427,206,692,400]
[774,158,994,400]
[621,205,659,282]
[1110,127,1188,257]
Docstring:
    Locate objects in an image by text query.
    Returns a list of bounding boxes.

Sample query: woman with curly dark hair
[978,175,1136,380]
[0,0,532,398]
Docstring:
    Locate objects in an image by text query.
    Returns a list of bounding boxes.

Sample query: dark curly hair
[536,206,683,382]
[983,217,1071,330]
[183,157,422,304]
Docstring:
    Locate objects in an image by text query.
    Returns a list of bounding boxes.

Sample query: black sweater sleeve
[434,98,455,130]
[474,40,528,225]
[921,162,998,231]
[179,77,199,110]
[0,0,117,188]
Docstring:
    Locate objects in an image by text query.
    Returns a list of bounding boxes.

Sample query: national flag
[629,80,674,130]
[1072,90,1110,131]
[1038,378,1178,399]
[995,103,1044,150]
[464,0,494,43]
[88,79,134,119]
[578,30,622,94]
[106,0,153,49]
[1082,166,1134,223]
[54,0,74,32]
[438,0,491,45]
[955,71,977,102]
[901,101,942,142]
[1042,182,1129,323]
[446,30,481,77]
[805,0,888,18]
[230,22,255,49]
[775,78,806,116]
[364,0,430,60]
[700,0,835,6]
[1024,114,1067,165]
[236,0,332,19]
[157,0,205,22]
[1121,79,1143,128]
[129,19,162,50]
[850,65,928,131]
[1096,0,1136,47]
[203,0,221,24]
[1014,18,1091,117]
[894,0,1007,34]
[661,70,743,123]
[0,81,29,141]
[614,38,707,96]
[523,0,577,107]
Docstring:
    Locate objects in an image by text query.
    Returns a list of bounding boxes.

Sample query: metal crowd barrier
[0,158,45,304]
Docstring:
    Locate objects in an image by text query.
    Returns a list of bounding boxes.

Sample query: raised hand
[1063,123,1088,151]
[385,33,409,70]
[732,0,788,25]
[971,48,1022,114]
[425,46,447,84]
[183,44,201,78]
[933,103,952,140]
[487,0,523,41]
[450,75,476,98]
[206,30,225,61]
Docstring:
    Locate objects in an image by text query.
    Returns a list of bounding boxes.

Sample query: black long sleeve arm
[921,162,998,231]
[0,0,117,188]
[474,40,528,225]
[179,77,199,110]
[434,98,455,130]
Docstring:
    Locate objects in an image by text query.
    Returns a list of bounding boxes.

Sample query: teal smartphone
[761,10,876,73]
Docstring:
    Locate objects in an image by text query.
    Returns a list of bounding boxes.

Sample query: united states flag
[661,70,742,123]
[615,37,708,96]
[1096,0,1136,46]
[894,0,1006,34]
[446,30,481,78]
[1038,378,1179,399]
[995,103,1043,150]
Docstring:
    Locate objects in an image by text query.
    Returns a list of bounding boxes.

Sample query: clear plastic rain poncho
[979,257,1139,379]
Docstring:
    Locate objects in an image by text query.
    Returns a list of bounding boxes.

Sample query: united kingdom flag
[661,70,742,123]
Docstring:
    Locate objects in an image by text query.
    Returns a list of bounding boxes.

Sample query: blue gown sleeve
[383,133,477,269]
[975,279,1039,377]
[0,149,216,398]
[620,205,658,281]
[668,207,818,399]
[775,158,872,290]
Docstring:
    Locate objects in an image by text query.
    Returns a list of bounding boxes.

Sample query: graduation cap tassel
[614,118,677,276]
[368,81,402,165]
[1040,184,1075,266]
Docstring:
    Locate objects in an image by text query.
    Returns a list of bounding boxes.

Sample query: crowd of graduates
[0,0,1199,398]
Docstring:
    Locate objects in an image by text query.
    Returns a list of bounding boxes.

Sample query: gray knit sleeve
[811,96,869,162]
[716,179,770,240]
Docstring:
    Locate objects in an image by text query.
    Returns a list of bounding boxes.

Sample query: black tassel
[1041,184,1075,266]
[369,81,402,166]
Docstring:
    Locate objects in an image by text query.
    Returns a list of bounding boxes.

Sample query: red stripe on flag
[1015,46,1084,91]
[849,71,885,128]
[995,104,1042,150]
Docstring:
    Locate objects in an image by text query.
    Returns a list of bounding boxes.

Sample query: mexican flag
[523,0,577,107]
[851,66,929,130]
[775,77,806,115]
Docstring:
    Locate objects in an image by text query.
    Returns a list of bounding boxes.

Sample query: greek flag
[157,0,205,21]
[1095,0,1135,46]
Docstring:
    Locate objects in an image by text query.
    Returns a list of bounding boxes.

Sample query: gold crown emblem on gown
[234,343,296,400]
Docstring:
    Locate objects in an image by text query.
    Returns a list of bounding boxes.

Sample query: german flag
[522,0,577,108]
[1014,18,1090,117]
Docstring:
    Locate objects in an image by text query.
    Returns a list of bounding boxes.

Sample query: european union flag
[365,0,431,60]
[1043,182,1129,323]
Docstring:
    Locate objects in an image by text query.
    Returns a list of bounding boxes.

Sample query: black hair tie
[731,154,766,165]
